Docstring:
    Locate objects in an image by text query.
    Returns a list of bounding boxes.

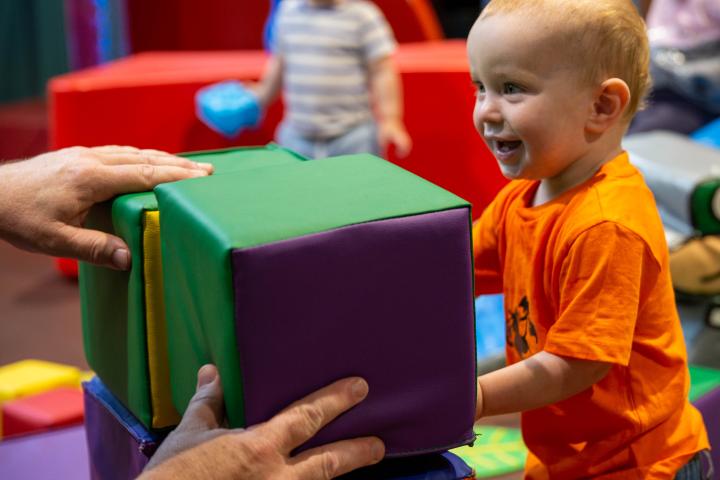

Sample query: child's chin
[497,162,526,180]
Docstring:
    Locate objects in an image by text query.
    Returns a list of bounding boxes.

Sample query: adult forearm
[476,351,611,419]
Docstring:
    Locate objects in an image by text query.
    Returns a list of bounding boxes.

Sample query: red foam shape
[2,388,84,438]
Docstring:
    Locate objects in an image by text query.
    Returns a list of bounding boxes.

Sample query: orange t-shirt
[472,152,709,479]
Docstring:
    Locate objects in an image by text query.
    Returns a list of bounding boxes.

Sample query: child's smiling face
[467,12,597,182]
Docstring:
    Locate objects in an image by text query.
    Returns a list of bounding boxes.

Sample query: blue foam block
[196,81,261,138]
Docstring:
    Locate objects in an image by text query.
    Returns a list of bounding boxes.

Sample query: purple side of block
[0,425,90,480]
[694,386,720,475]
[231,208,476,456]
[83,382,155,480]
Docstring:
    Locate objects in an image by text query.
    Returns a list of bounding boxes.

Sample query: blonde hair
[480,0,651,118]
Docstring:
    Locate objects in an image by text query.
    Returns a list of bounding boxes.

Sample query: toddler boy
[253,0,411,159]
[469,0,710,477]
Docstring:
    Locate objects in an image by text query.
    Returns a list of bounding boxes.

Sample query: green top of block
[155,154,469,250]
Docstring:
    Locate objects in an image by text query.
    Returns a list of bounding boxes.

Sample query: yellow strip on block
[143,211,181,428]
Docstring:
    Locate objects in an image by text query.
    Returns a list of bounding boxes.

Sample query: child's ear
[586,78,630,134]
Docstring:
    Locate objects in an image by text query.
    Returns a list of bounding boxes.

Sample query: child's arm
[369,56,412,158]
[252,55,284,110]
[476,351,611,419]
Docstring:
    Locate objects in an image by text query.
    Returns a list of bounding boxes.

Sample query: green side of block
[155,154,470,427]
[689,364,720,402]
[80,192,157,427]
[79,145,304,429]
[158,154,468,249]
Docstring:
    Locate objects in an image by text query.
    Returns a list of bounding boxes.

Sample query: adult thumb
[178,365,225,432]
[55,225,131,270]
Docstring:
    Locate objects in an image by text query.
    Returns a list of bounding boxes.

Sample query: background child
[468,0,710,477]
[252,0,412,159]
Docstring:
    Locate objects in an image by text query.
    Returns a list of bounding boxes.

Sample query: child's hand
[378,121,412,159]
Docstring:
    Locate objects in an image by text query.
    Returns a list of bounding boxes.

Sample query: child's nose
[476,94,503,125]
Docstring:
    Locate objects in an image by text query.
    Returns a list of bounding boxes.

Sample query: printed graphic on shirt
[506,296,538,358]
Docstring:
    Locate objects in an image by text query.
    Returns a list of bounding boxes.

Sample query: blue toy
[195,81,261,138]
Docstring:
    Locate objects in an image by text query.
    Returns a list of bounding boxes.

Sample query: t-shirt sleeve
[544,221,660,366]
[270,3,288,56]
[472,197,505,296]
[358,4,397,63]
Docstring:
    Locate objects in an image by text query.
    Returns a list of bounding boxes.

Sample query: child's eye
[473,82,486,95]
[503,83,523,95]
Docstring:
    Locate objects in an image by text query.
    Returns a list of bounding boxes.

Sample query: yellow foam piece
[79,371,95,385]
[143,211,181,428]
[0,360,81,403]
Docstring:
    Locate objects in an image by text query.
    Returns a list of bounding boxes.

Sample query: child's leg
[325,121,380,158]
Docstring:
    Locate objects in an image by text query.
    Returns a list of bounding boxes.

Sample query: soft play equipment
[1,387,84,438]
[79,146,477,457]
[83,377,165,480]
[80,147,476,455]
[451,426,527,479]
[155,154,476,454]
[64,0,130,69]
[84,379,475,480]
[195,81,261,138]
[625,131,720,237]
[48,42,505,221]
[126,0,442,53]
[0,360,81,403]
[688,365,720,476]
[0,425,89,480]
[81,146,305,430]
[692,117,720,149]
[339,452,474,479]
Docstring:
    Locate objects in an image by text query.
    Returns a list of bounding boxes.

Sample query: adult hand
[0,146,212,270]
[142,365,384,480]
[378,120,412,159]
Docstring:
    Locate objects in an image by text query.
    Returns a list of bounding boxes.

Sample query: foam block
[156,153,476,455]
[83,377,164,480]
[2,388,84,438]
[0,360,81,403]
[80,146,305,430]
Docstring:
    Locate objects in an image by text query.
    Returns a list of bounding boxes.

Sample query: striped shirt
[273,0,397,139]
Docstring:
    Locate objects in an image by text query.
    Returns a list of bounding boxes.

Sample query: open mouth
[496,140,522,153]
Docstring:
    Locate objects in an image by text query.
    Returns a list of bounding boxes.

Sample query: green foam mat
[451,426,527,478]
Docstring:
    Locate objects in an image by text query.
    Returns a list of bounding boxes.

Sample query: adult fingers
[263,377,369,454]
[52,224,132,270]
[91,147,213,172]
[91,164,210,201]
[291,436,384,480]
[175,365,226,433]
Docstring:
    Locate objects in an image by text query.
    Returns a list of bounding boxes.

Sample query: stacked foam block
[0,360,85,439]
[79,145,478,479]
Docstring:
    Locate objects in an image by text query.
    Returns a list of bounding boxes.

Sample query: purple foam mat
[232,208,476,455]
[694,386,720,475]
[0,425,90,480]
